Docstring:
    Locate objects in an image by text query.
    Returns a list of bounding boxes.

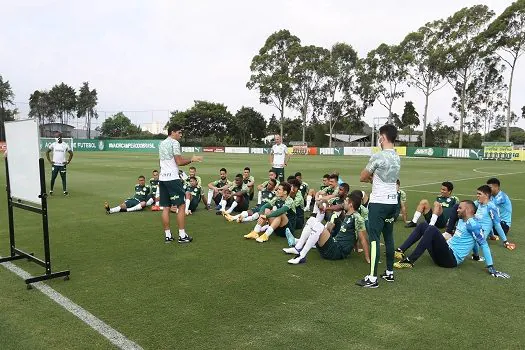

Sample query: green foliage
[0,74,16,141]
[48,82,77,125]
[76,82,98,139]
[437,5,495,148]
[247,29,301,136]
[363,43,406,121]
[29,90,54,125]
[432,119,457,147]
[100,112,141,137]
[267,114,280,135]
[233,107,267,146]
[485,126,525,143]
[166,101,233,141]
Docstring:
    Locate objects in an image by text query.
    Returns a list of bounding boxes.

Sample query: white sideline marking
[0,260,143,350]
[401,171,525,189]
[403,189,525,202]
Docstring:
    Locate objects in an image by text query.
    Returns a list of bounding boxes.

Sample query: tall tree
[399,23,446,146]
[0,75,16,141]
[233,107,267,145]
[433,119,456,147]
[322,43,359,148]
[363,43,406,123]
[485,0,525,142]
[267,114,280,135]
[290,45,330,142]
[438,5,495,148]
[29,90,54,126]
[100,112,141,137]
[166,101,233,141]
[401,101,420,145]
[247,29,301,138]
[76,82,98,139]
[48,82,77,125]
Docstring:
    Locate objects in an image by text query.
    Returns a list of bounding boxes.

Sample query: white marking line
[403,189,525,202]
[0,260,143,350]
[401,171,525,189]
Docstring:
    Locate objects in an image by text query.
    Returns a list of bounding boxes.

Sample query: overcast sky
[2,0,523,132]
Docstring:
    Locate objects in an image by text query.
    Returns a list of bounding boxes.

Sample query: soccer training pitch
[0,152,524,349]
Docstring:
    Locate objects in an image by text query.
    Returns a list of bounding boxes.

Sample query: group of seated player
[103,166,514,276]
[393,177,514,277]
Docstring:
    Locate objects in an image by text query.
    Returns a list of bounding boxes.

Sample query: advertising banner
[319,148,344,155]
[203,146,225,153]
[250,148,270,154]
[446,148,483,160]
[73,139,100,151]
[343,147,372,156]
[105,140,159,152]
[406,147,444,158]
[225,147,250,154]
[373,146,407,156]
[482,143,514,160]
[307,147,318,155]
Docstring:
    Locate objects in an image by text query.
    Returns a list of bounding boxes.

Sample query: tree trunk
[459,80,466,149]
[280,101,284,139]
[505,59,516,142]
[87,112,91,139]
[422,88,430,147]
[302,104,307,143]
[328,94,335,149]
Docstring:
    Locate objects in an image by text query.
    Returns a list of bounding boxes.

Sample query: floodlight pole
[371,117,389,147]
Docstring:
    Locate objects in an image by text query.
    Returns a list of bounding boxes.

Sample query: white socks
[179,229,187,238]
[429,214,438,226]
[299,224,324,259]
[316,212,325,222]
[185,198,190,213]
[165,229,172,239]
[146,197,154,206]
[412,211,422,224]
[306,195,313,210]
[245,212,259,222]
[127,204,143,212]
[219,199,227,211]
[109,206,121,214]
[254,224,262,233]
[207,190,214,205]
[295,218,317,250]
[266,226,274,237]
[257,191,262,205]
[226,200,238,214]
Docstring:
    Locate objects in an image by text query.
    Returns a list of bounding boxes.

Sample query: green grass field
[1,152,524,349]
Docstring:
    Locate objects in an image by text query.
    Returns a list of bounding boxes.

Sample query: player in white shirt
[45,132,73,196]
[158,124,202,244]
[270,134,290,183]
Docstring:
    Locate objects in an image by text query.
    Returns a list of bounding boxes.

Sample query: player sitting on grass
[256,169,277,204]
[283,191,366,264]
[288,178,305,230]
[305,174,330,211]
[394,200,509,278]
[105,175,150,214]
[294,172,309,204]
[474,185,516,251]
[311,174,339,222]
[487,178,513,240]
[405,181,458,229]
[149,170,162,211]
[206,168,232,210]
[220,174,250,216]
[184,176,206,215]
[183,166,202,189]
[322,183,350,224]
[228,179,277,223]
[244,182,295,243]
[242,167,255,200]
[396,179,407,222]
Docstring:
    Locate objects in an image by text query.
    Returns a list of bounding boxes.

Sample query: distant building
[40,123,74,137]
[397,134,419,143]
[325,134,369,146]
[141,121,166,135]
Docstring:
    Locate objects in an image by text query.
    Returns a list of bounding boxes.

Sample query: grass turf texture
[1,152,524,349]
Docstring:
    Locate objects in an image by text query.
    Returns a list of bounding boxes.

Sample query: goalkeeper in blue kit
[394,200,509,278]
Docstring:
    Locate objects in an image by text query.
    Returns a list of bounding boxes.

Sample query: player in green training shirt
[183,166,202,189]
[294,172,309,203]
[405,181,458,229]
[288,179,305,230]
[256,169,278,204]
[149,170,161,211]
[396,179,407,223]
[220,174,251,215]
[244,182,295,243]
[305,173,330,211]
[228,179,277,223]
[242,167,256,200]
[311,174,339,222]
[105,175,151,214]
[184,176,206,215]
[283,191,366,264]
[206,167,232,209]
[356,124,400,288]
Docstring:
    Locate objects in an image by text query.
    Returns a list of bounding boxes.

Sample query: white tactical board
[5,119,42,205]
